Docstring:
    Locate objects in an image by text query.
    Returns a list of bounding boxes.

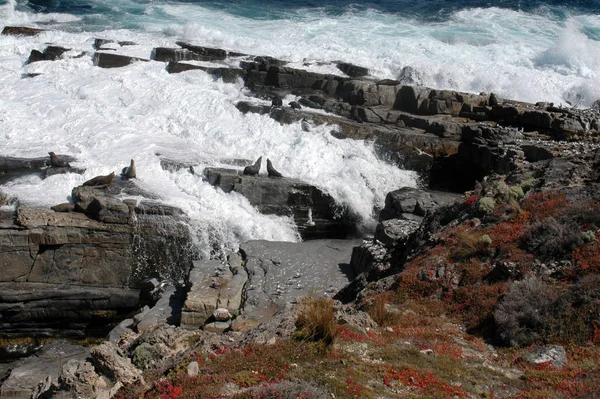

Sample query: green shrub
[519,177,536,193]
[582,230,596,243]
[478,235,492,246]
[508,186,524,200]
[131,343,164,369]
[478,197,496,214]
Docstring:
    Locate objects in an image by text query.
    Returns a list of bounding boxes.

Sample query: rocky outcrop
[0,176,194,336]
[336,188,461,303]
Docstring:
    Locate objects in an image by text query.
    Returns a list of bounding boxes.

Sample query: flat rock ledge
[181,239,360,333]
[0,176,194,337]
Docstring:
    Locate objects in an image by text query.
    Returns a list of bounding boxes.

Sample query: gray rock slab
[239,239,361,307]
[0,342,88,399]
[135,285,177,332]
[181,259,246,329]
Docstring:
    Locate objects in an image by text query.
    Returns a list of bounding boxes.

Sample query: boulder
[397,66,424,86]
[90,342,143,385]
[204,321,231,333]
[181,259,247,329]
[349,240,389,276]
[93,39,138,50]
[336,62,369,77]
[135,284,180,333]
[26,46,70,64]
[379,187,461,221]
[374,218,421,248]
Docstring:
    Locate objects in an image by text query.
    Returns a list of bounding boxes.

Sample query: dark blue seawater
[20,0,600,21]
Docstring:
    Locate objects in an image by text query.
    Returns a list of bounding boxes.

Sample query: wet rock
[166,62,245,83]
[26,45,70,64]
[336,62,369,77]
[175,41,228,59]
[397,66,424,86]
[203,167,241,193]
[489,93,499,106]
[233,175,356,239]
[93,39,137,50]
[0,154,76,184]
[43,165,86,179]
[2,26,44,36]
[350,240,389,276]
[92,52,149,68]
[153,47,216,63]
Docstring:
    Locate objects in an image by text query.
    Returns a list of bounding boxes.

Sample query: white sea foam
[0,2,418,255]
[1,0,598,254]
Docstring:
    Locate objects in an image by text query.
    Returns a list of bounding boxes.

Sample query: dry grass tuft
[295,297,338,346]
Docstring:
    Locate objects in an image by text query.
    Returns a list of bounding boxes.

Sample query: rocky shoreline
[1,26,599,398]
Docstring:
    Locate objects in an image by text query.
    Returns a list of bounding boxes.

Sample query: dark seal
[51,203,74,212]
[82,172,115,187]
[121,159,136,179]
[48,152,70,168]
[243,156,262,176]
[267,159,283,178]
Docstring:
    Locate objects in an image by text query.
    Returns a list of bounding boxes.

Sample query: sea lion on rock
[51,203,74,212]
[243,156,262,176]
[121,159,136,179]
[267,159,283,178]
[82,172,115,187]
[48,152,70,168]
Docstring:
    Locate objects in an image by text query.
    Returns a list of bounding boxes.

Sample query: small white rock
[187,361,199,377]
[213,308,232,321]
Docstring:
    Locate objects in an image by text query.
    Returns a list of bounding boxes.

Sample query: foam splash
[2,0,599,254]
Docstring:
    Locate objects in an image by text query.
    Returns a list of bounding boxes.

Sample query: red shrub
[384,367,468,397]
[522,191,568,221]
